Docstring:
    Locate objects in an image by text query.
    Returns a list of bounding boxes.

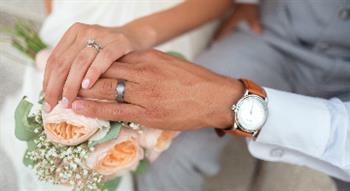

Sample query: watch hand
[249,101,254,115]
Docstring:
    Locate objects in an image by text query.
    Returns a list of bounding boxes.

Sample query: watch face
[236,95,268,132]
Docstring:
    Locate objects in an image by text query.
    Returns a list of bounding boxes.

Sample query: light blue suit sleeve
[247,88,350,181]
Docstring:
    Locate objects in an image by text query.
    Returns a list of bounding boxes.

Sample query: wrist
[119,23,158,50]
[206,78,245,129]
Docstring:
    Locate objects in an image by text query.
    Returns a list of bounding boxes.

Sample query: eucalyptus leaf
[15,97,39,141]
[134,159,150,175]
[88,122,121,148]
[166,51,187,60]
[23,150,35,167]
[38,91,44,104]
[27,139,37,151]
[99,177,121,191]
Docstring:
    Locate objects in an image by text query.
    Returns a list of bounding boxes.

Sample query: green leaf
[23,150,35,167]
[27,139,37,151]
[38,91,44,104]
[15,97,38,141]
[134,159,150,175]
[88,122,122,148]
[166,51,187,60]
[99,177,122,191]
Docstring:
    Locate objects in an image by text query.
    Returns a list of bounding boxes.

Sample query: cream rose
[138,128,179,161]
[85,128,144,177]
[43,103,110,146]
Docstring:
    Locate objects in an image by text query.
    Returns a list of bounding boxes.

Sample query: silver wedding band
[86,39,102,52]
[116,80,126,103]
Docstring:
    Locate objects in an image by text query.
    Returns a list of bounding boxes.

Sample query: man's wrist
[210,78,245,129]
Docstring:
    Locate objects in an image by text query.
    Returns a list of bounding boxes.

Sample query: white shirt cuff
[250,88,331,158]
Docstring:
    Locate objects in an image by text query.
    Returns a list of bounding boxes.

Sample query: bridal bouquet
[12,21,182,191]
[15,96,178,191]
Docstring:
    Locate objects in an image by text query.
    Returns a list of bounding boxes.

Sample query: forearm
[122,0,232,49]
[44,0,52,15]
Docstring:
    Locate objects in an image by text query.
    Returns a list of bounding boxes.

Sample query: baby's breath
[26,133,104,190]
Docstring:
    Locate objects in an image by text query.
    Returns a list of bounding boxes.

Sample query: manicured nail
[44,102,51,112]
[61,97,69,108]
[82,79,90,89]
[72,101,84,112]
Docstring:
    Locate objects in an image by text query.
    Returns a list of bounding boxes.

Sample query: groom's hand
[72,50,244,131]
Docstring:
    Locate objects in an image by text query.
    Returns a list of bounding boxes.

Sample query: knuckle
[71,22,84,31]
[47,54,58,67]
[100,80,114,93]
[111,106,123,116]
[55,58,70,73]
[75,54,90,67]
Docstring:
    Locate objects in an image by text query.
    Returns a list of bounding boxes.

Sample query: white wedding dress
[0,1,216,191]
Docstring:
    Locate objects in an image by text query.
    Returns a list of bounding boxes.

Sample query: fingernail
[61,97,69,108]
[82,79,90,89]
[44,102,51,112]
[72,101,84,112]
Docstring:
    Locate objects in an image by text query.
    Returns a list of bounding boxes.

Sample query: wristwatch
[216,79,268,138]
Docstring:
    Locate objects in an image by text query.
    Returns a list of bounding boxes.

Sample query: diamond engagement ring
[86,39,102,52]
[116,80,126,103]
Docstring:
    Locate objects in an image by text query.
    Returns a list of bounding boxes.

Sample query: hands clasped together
[43,15,252,131]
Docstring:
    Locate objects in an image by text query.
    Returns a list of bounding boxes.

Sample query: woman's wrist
[118,22,158,50]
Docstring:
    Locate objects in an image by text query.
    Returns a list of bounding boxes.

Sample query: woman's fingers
[44,42,84,111]
[248,19,262,34]
[43,23,83,92]
[78,78,140,104]
[213,14,239,41]
[61,47,98,108]
[72,99,145,122]
[82,36,132,89]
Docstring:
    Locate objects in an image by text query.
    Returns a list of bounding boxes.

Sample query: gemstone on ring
[86,39,102,52]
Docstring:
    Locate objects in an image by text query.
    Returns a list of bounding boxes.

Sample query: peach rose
[85,129,144,177]
[43,103,110,146]
[35,49,52,71]
[138,128,179,162]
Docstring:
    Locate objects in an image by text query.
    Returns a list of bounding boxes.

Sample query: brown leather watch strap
[239,79,267,98]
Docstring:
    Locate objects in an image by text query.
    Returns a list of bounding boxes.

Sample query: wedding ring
[86,39,102,52]
[116,80,126,103]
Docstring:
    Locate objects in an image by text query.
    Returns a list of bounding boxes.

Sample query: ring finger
[78,78,142,105]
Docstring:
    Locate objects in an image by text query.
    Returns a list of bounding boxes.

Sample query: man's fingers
[72,99,145,122]
[102,62,141,81]
[61,47,98,108]
[82,38,132,89]
[78,78,140,104]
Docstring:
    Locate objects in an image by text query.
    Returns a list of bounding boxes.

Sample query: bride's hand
[72,50,245,131]
[43,23,137,112]
[213,3,262,41]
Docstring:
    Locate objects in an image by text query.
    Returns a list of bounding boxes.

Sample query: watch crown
[231,105,236,110]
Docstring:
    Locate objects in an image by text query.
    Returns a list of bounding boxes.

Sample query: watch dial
[236,96,267,131]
